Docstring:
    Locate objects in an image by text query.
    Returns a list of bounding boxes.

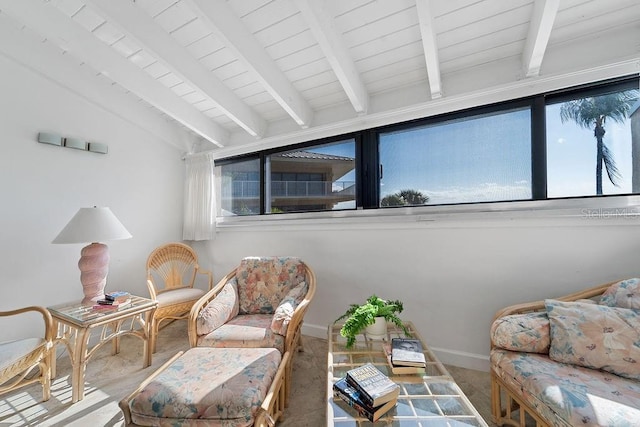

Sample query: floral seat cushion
[491,349,640,426]
[196,314,285,353]
[128,347,281,427]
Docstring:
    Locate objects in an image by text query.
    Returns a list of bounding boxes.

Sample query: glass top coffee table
[327,322,489,426]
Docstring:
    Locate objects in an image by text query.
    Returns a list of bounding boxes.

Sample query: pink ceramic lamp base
[78,242,109,304]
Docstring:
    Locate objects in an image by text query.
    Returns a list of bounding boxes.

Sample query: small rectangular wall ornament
[37,132,62,146]
[88,142,108,154]
[64,138,87,150]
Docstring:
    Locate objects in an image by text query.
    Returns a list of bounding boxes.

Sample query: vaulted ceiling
[0,0,638,157]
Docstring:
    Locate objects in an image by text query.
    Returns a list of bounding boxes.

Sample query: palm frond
[602,143,621,187]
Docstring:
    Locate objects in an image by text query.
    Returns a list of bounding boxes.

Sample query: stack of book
[383,337,427,374]
[92,291,132,312]
[333,363,399,422]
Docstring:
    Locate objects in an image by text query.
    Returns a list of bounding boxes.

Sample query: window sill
[215,195,640,231]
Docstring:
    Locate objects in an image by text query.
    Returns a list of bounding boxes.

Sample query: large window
[266,139,356,214]
[546,86,639,198]
[215,76,639,217]
[379,108,532,207]
[219,157,260,216]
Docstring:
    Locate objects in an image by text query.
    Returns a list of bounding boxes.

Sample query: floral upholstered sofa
[490,278,640,426]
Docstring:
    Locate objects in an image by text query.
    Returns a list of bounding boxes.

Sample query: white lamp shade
[52,207,132,244]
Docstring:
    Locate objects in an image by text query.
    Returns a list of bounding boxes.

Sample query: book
[391,338,427,367]
[382,342,426,375]
[105,291,131,303]
[92,299,132,311]
[333,377,397,422]
[345,363,399,407]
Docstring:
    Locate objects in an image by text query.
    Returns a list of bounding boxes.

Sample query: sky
[309,101,636,208]
[546,103,633,197]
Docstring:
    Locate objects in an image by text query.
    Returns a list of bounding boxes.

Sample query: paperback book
[333,377,397,422]
[345,363,400,407]
[391,338,427,367]
[105,291,131,303]
[92,299,132,312]
[383,342,426,375]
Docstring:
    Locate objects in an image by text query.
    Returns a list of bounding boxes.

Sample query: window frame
[215,75,639,218]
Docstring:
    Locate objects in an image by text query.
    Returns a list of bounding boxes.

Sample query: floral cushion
[270,282,308,336]
[491,349,640,426]
[196,314,285,353]
[545,299,640,380]
[490,311,550,353]
[600,278,640,309]
[128,347,281,427]
[196,279,239,336]
[236,257,306,315]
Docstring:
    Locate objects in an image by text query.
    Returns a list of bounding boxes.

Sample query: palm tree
[381,189,429,206]
[559,90,638,194]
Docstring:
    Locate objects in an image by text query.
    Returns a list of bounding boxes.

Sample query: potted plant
[334,295,411,348]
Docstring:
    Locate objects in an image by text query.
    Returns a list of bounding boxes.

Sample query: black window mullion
[260,153,266,215]
[531,96,547,200]
[359,130,378,208]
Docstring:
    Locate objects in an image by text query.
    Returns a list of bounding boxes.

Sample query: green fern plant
[334,295,411,348]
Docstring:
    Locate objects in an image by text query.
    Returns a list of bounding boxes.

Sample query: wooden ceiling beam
[0,12,189,151]
[295,0,369,115]
[87,0,266,138]
[185,0,314,128]
[0,0,227,147]
[522,0,560,78]
[416,0,442,99]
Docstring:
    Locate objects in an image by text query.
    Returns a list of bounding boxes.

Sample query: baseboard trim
[302,322,327,339]
[429,347,490,372]
[302,322,490,372]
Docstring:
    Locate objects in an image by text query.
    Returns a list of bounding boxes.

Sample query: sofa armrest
[492,280,616,322]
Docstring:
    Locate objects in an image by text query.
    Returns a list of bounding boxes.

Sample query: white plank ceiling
[0,0,638,156]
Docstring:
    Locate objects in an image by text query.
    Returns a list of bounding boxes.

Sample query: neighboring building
[222,150,355,214]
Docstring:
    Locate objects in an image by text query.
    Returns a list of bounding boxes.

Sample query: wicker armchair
[0,306,54,401]
[146,243,212,353]
[188,257,316,394]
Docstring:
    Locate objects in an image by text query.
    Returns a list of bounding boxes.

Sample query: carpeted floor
[0,321,496,426]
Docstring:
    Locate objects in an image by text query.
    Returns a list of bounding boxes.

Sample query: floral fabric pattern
[197,314,285,353]
[236,257,306,315]
[545,299,640,380]
[196,279,239,336]
[600,278,640,309]
[492,349,640,426]
[270,282,307,336]
[129,347,281,427]
[491,311,550,353]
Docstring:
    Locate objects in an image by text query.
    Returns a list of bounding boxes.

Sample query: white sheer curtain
[183,152,216,241]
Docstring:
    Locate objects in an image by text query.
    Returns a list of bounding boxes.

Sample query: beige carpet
[0,321,496,426]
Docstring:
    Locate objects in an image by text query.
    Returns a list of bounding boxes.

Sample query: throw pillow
[236,257,305,314]
[490,312,550,353]
[599,278,640,309]
[270,282,307,336]
[196,279,239,336]
[545,299,640,380]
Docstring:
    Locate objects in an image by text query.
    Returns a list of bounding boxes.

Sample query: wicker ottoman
[119,347,290,427]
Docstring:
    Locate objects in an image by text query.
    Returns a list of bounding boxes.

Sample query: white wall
[0,55,186,341]
[198,210,640,371]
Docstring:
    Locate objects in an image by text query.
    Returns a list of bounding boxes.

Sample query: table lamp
[53,207,132,302]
